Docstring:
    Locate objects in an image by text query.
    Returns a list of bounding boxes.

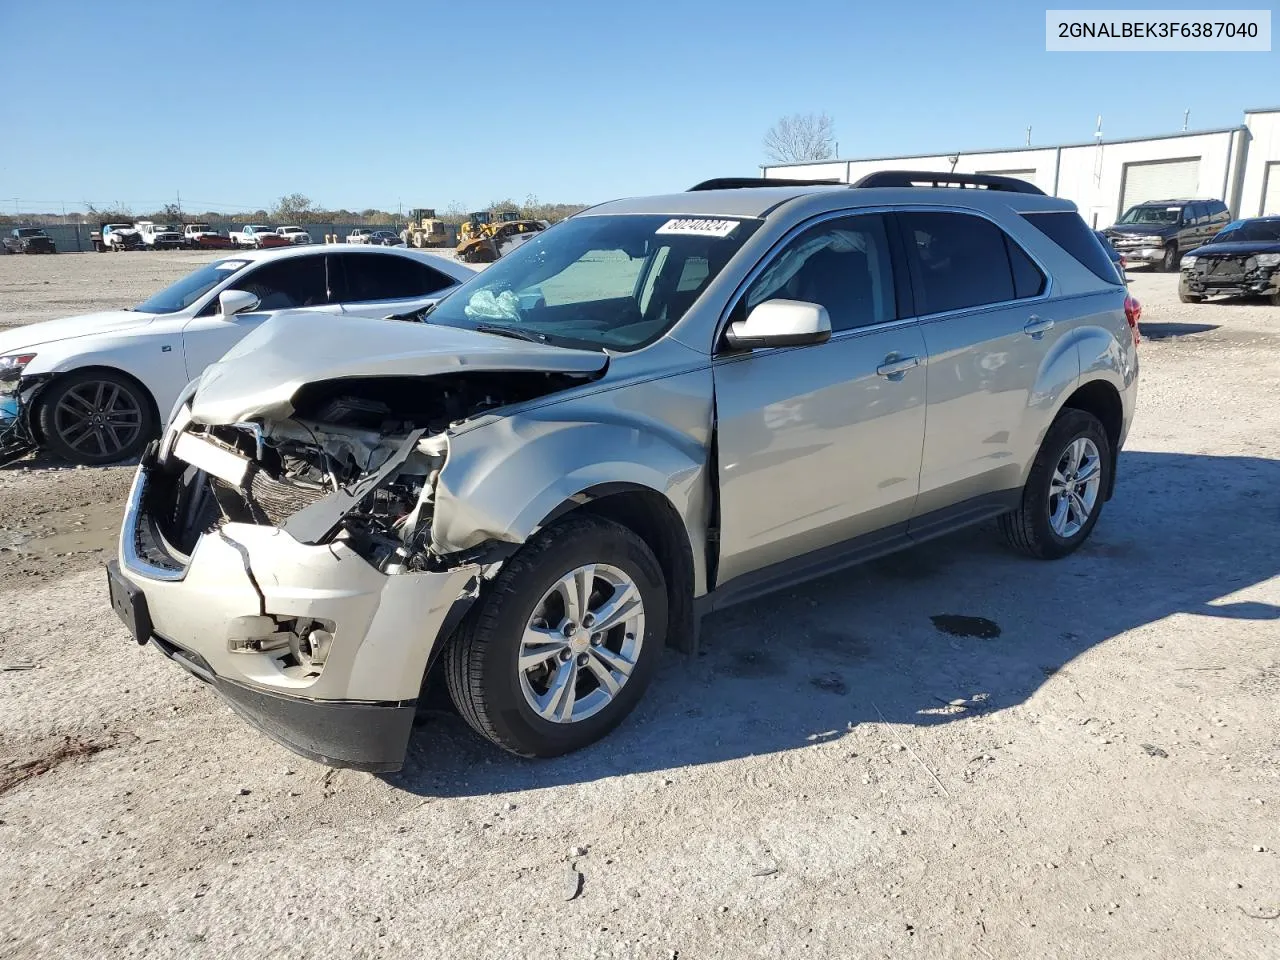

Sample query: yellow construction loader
[403,208,454,248]
[455,218,547,263]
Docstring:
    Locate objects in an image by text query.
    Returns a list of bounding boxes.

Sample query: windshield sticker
[215,260,249,270]
[656,218,740,238]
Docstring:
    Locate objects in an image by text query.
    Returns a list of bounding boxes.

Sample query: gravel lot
[1,254,1278,959]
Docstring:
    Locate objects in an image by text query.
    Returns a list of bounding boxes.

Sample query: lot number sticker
[656,218,740,238]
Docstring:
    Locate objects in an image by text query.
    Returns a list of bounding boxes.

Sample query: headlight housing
[1255,253,1280,268]
[1180,255,1197,269]
[0,353,36,394]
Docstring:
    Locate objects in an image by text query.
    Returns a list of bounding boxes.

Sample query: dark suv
[1104,199,1231,272]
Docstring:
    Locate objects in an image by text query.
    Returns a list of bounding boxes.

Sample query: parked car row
[88,222,319,252]
[346,228,405,246]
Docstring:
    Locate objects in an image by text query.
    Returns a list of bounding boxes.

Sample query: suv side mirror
[723,299,832,351]
[218,289,261,318]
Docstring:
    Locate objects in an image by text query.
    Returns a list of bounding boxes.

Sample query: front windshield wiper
[473,322,548,344]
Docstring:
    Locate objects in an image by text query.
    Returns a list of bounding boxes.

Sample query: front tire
[1162,244,1179,272]
[444,515,667,757]
[1179,287,1204,303]
[37,371,158,466]
[999,408,1112,560]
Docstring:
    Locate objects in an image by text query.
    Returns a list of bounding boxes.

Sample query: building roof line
[761,124,1251,169]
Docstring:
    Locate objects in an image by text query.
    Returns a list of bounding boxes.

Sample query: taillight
[1124,295,1141,346]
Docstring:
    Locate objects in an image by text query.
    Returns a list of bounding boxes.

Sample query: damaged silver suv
[109,172,1140,771]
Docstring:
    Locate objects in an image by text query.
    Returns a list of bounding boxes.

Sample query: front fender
[21,337,187,425]
[432,369,714,593]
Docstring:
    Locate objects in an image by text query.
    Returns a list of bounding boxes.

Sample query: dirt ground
[1,254,1278,959]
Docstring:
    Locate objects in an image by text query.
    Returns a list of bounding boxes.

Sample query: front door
[713,213,928,585]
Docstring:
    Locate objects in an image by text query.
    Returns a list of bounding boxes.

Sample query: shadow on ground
[1140,322,1220,339]
[388,449,1280,796]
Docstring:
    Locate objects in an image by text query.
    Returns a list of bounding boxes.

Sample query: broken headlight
[0,353,36,395]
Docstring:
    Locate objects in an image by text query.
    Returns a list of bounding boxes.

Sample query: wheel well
[1061,379,1122,498]
[31,366,161,437]
[568,489,698,655]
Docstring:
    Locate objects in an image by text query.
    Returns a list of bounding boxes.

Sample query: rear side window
[336,252,455,302]
[1005,237,1046,298]
[899,212,1016,313]
[1022,212,1124,286]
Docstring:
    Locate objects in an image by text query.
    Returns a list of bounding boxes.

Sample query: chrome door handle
[1023,316,1055,338]
[876,355,921,379]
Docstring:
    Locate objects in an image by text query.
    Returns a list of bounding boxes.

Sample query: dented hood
[189,310,609,423]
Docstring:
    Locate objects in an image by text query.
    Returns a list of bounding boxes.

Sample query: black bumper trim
[147,634,416,772]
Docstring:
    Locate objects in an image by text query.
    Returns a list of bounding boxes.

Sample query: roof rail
[852,170,1046,195]
[687,177,842,191]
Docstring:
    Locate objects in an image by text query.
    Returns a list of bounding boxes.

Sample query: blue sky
[1,0,1276,213]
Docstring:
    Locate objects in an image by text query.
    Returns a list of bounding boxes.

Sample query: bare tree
[272,193,316,223]
[763,112,836,164]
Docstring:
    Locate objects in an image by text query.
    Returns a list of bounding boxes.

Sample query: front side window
[134,258,251,313]
[742,213,897,332]
[427,214,763,351]
[235,255,328,310]
[899,212,1020,313]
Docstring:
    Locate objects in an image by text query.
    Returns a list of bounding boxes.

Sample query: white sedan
[0,246,475,465]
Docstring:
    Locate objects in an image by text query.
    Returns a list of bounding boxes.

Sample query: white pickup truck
[134,221,185,249]
[345,228,373,244]
[229,225,289,249]
[275,226,313,245]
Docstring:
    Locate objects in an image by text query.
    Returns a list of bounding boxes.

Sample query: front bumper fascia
[114,455,481,770]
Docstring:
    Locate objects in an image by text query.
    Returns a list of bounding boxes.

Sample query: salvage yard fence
[1,222,402,252]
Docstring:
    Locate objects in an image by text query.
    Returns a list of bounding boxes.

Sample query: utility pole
[1183,108,1190,132]
[1026,126,1032,147]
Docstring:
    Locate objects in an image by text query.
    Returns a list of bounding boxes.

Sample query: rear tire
[999,408,1112,560]
[444,515,667,757]
[37,370,158,466]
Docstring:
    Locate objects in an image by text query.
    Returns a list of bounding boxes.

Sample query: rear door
[331,251,459,317]
[180,253,339,377]
[713,212,928,584]
[895,209,1056,522]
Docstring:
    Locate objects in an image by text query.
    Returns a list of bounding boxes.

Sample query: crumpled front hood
[190,310,610,423]
[0,310,154,354]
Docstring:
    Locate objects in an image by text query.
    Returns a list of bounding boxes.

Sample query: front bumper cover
[113,453,481,770]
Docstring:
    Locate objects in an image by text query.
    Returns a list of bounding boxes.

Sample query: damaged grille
[1198,257,1249,280]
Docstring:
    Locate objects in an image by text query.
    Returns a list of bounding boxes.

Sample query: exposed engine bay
[144,370,595,574]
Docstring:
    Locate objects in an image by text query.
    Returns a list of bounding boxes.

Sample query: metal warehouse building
[763,107,1280,229]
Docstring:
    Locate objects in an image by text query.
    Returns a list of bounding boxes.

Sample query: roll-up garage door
[1262,163,1280,215]
[1119,158,1200,214]
[978,168,1037,187]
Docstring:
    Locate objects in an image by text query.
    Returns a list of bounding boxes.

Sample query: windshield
[16,228,44,237]
[188,224,209,231]
[428,214,762,351]
[1117,205,1181,225]
[1209,220,1280,244]
[250,225,271,232]
[134,258,249,313]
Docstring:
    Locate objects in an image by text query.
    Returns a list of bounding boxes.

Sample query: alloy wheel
[1048,437,1102,538]
[52,380,144,460]
[518,563,645,724]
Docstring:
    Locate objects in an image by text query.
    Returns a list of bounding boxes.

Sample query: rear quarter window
[1022,212,1124,286]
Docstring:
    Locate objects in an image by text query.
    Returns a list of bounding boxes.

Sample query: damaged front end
[113,364,601,770]
[0,374,49,467]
